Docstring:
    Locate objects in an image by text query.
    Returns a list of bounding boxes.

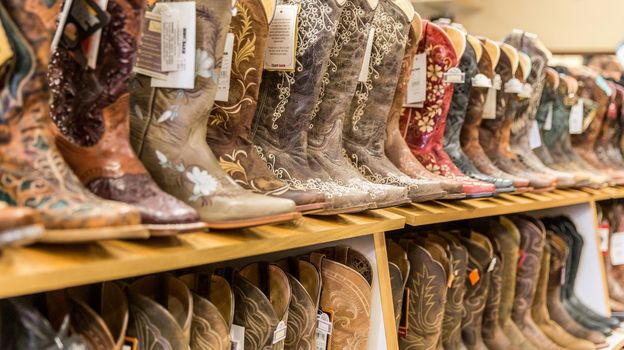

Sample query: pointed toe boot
[207,0,327,213]
[400,22,496,198]
[0,0,144,243]
[0,204,43,247]
[129,0,300,228]
[48,0,204,235]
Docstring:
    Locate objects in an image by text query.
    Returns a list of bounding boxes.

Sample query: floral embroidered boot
[48,0,204,235]
[306,0,425,207]
[207,0,326,213]
[400,21,496,198]
[0,0,145,243]
[441,27,515,192]
[0,202,43,248]
[129,0,300,228]
[341,0,446,203]
[251,0,374,215]
[385,19,466,199]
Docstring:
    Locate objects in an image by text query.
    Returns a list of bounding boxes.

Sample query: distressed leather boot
[398,238,448,349]
[385,18,464,199]
[0,0,143,242]
[129,0,300,228]
[48,0,204,235]
[400,22,496,198]
[309,249,372,350]
[275,258,321,350]
[442,28,514,192]
[251,0,375,215]
[511,216,566,350]
[233,263,291,350]
[387,240,411,328]
[127,275,193,349]
[531,236,596,350]
[207,0,326,213]
[594,82,624,170]
[461,38,531,191]
[178,273,234,350]
[306,0,417,207]
[0,203,43,247]
[341,0,437,202]
[547,234,609,347]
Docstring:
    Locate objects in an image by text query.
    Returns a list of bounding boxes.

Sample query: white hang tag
[134,11,167,79]
[159,6,185,72]
[150,1,196,89]
[264,4,299,71]
[543,103,554,130]
[403,102,425,108]
[471,73,492,88]
[529,120,542,149]
[519,83,533,98]
[569,100,584,134]
[444,67,465,84]
[358,27,375,83]
[215,33,235,102]
[230,324,245,350]
[504,78,523,94]
[272,321,287,344]
[610,232,624,266]
[405,53,427,105]
[487,257,497,272]
[595,76,613,97]
[315,312,332,350]
[482,88,497,119]
[492,74,502,90]
[599,224,610,253]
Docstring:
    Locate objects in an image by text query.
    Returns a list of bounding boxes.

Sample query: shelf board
[0,209,404,299]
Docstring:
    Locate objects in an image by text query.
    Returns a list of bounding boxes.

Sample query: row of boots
[390,215,621,350]
[0,245,373,350]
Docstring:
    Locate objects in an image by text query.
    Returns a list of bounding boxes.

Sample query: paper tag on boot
[569,100,584,134]
[316,309,335,350]
[231,324,245,350]
[122,337,138,350]
[215,33,235,102]
[543,103,554,130]
[599,223,610,255]
[0,20,12,68]
[272,321,287,344]
[610,232,624,266]
[529,120,542,149]
[264,4,299,71]
[444,67,465,84]
[482,87,497,119]
[134,11,167,79]
[358,27,375,83]
[405,53,427,105]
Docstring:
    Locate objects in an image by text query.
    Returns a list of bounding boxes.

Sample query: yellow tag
[0,22,13,68]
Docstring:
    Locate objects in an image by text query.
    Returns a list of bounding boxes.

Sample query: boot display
[207,0,327,212]
[129,0,300,228]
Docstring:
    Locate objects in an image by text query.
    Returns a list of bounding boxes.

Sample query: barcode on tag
[405,53,426,105]
[358,27,375,83]
[569,100,584,134]
[543,103,553,130]
[264,4,299,71]
[482,88,497,119]
[529,120,542,149]
[444,67,465,84]
[230,324,245,350]
[272,321,287,344]
[215,33,235,102]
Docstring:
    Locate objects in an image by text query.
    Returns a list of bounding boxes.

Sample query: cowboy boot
[531,235,596,350]
[129,0,300,228]
[594,82,624,169]
[602,203,624,308]
[127,275,193,349]
[400,22,496,198]
[274,258,321,350]
[250,0,375,215]
[547,234,608,348]
[308,249,372,350]
[397,238,448,349]
[307,0,435,207]
[233,263,291,350]
[0,202,43,247]
[387,240,411,328]
[48,0,204,235]
[533,68,561,167]
[178,273,234,350]
[442,28,514,192]
[478,44,556,191]
[0,0,143,242]
[206,0,326,213]
[460,37,531,191]
[385,17,465,199]
[511,216,568,350]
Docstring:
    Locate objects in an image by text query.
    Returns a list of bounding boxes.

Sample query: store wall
[414,0,624,54]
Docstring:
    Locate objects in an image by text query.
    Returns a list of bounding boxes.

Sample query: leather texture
[206,0,326,210]
[129,0,298,225]
[0,0,141,232]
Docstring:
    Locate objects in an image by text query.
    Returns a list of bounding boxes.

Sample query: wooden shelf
[0,209,404,299]
[606,330,624,350]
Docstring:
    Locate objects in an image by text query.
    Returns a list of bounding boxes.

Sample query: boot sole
[374,198,412,209]
[439,193,467,200]
[309,203,371,216]
[0,224,45,247]
[531,186,556,193]
[41,225,150,243]
[295,202,329,214]
[407,191,447,203]
[147,221,210,236]
[205,211,302,230]
[464,191,495,199]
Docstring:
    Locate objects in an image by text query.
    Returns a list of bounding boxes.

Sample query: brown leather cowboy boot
[385,17,464,199]
[178,273,234,350]
[0,0,144,242]
[250,0,375,214]
[234,263,291,350]
[127,275,193,349]
[207,0,326,213]
[387,240,411,328]
[0,203,43,247]
[129,0,300,228]
[595,83,624,170]
[48,0,204,235]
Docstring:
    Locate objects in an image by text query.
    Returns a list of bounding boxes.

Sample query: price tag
[529,120,542,149]
[159,5,185,72]
[264,4,299,71]
[517,249,527,268]
[316,310,334,349]
[487,257,497,272]
[595,76,613,96]
[519,83,533,98]
[504,78,523,94]
[599,223,610,255]
[444,67,465,84]
[134,11,168,79]
[482,88,497,119]
[560,266,566,285]
[272,320,287,344]
[123,337,138,350]
[543,103,553,130]
[469,268,480,286]
[358,27,375,83]
[215,33,235,102]
[610,232,624,266]
[471,73,492,88]
[569,100,584,134]
[230,324,245,350]
[492,74,502,90]
[405,53,426,105]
